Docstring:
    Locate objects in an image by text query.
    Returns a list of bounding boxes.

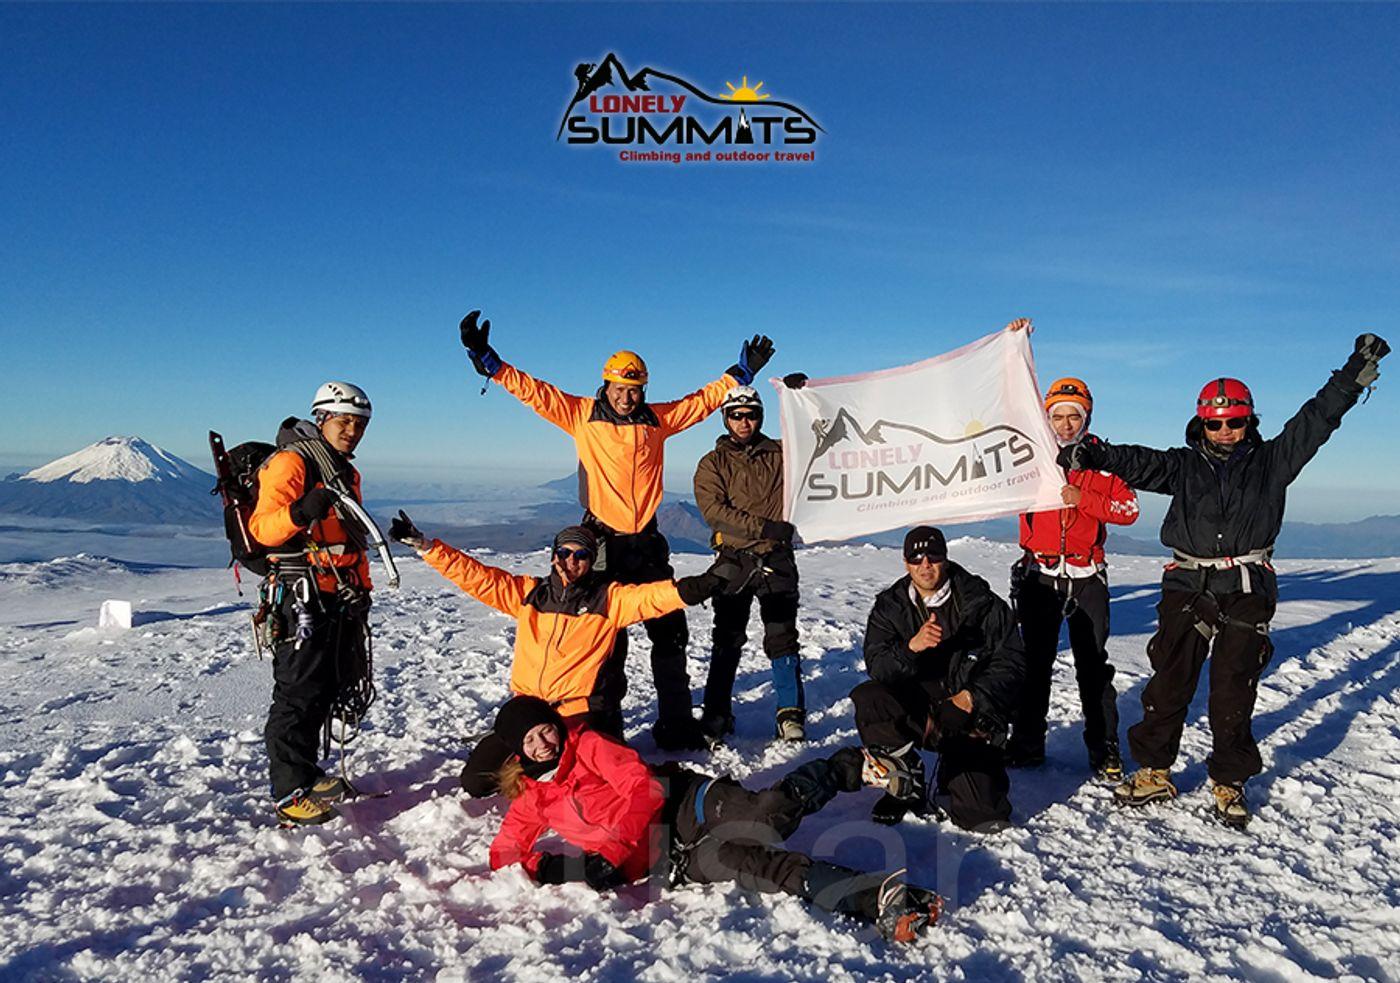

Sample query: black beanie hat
[493,696,566,758]
[903,525,947,561]
[553,525,598,555]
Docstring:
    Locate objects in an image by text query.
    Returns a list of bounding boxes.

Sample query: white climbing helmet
[722,385,763,416]
[312,381,372,419]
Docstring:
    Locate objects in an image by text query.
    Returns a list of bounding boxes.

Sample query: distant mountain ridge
[0,437,217,525]
[415,473,1400,559]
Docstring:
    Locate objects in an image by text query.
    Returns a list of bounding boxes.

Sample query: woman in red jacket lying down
[485,696,943,944]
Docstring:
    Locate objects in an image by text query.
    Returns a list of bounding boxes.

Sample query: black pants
[703,547,801,719]
[589,518,693,728]
[1009,572,1119,757]
[264,590,366,799]
[850,679,1012,830]
[1129,589,1275,783]
[665,748,868,906]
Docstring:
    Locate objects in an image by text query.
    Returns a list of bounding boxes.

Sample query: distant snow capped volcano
[22,436,210,485]
[0,437,217,525]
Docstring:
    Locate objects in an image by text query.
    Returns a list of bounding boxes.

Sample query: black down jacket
[861,562,1025,737]
[1070,361,1365,600]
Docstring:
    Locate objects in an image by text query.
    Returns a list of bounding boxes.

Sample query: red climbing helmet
[1196,378,1254,419]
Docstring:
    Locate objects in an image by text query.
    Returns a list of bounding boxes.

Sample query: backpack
[209,432,283,577]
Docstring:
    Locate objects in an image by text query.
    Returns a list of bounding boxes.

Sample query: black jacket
[861,562,1025,735]
[1074,364,1363,599]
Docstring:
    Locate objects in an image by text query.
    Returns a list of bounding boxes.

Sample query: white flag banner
[772,328,1065,542]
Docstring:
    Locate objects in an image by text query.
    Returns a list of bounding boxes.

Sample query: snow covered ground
[2,541,1398,981]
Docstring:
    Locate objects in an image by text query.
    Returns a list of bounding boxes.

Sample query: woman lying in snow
[484,695,943,944]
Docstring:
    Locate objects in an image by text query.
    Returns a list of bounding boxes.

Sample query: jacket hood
[1184,416,1262,457]
[714,432,781,455]
[592,385,659,427]
[275,416,353,463]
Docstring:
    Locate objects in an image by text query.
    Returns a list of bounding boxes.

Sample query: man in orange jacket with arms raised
[458,310,775,749]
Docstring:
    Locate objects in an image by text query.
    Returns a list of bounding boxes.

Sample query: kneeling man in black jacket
[851,527,1026,831]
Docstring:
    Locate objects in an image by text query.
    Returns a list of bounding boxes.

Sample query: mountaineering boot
[275,789,337,826]
[1090,745,1124,784]
[1209,780,1250,829]
[872,870,944,943]
[698,711,736,749]
[1113,767,1177,808]
[310,775,358,804]
[652,716,709,752]
[775,707,806,742]
[861,744,928,825]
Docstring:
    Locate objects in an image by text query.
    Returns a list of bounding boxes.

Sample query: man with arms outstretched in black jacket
[1063,334,1389,828]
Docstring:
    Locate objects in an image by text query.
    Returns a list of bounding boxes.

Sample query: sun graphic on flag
[722,75,770,101]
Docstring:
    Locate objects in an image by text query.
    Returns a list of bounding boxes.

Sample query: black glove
[934,699,974,739]
[459,310,502,378]
[582,852,626,891]
[726,334,775,386]
[533,852,573,886]
[1343,332,1390,388]
[782,372,808,390]
[1356,333,1391,361]
[289,487,337,528]
[760,519,796,544]
[1056,434,1102,472]
[675,570,724,605]
[389,509,428,549]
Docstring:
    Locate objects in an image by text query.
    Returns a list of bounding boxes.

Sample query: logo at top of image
[559,53,824,165]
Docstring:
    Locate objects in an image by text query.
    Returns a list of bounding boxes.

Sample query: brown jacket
[693,433,786,553]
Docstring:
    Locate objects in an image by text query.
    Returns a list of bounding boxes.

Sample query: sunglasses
[1203,418,1248,432]
[906,552,944,565]
[554,547,594,562]
[727,410,761,422]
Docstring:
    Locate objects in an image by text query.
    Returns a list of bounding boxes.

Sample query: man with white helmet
[692,384,806,744]
[248,381,375,826]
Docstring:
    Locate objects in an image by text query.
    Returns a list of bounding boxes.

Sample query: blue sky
[3,3,1397,521]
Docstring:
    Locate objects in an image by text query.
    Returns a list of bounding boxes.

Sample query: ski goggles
[726,410,761,421]
[554,547,594,562]
[1203,418,1248,432]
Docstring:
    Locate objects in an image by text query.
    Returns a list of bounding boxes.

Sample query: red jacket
[1019,467,1139,568]
[489,729,666,883]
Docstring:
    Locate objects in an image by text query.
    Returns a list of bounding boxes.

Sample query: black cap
[553,525,598,555]
[493,696,565,758]
[903,526,947,562]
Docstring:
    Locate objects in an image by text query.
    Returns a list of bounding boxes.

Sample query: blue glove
[726,334,774,386]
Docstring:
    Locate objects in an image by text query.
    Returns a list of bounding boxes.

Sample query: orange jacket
[423,540,685,716]
[248,450,372,592]
[1019,466,1139,569]
[494,362,736,534]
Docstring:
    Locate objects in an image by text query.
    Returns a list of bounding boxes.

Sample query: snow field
[2,542,1399,981]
